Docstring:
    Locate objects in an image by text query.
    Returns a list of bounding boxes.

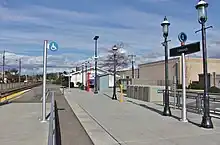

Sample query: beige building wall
[137,57,220,87]
[138,57,180,86]
[185,58,220,85]
[117,69,139,79]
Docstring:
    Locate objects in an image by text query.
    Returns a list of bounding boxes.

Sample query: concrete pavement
[64,88,220,145]
[0,102,50,145]
[13,84,94,145]
[52,85,94,145]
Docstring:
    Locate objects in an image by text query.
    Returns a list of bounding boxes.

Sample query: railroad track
[0,82,42,105]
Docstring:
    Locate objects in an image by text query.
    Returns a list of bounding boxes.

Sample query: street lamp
[161,16,171,116]
[93,36,99,94]
[112,45,118,100]
[196,0,213,129]
[81,63,84,90]
[84,61,89,90]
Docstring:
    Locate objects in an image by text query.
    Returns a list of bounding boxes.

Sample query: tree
[63,71,67,75]
[4,68,19,83]
[99,43,130,72]
[10,68,18,75]
[47,73,57,80]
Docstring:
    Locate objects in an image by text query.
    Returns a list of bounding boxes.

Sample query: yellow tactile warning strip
[0,89,31,102]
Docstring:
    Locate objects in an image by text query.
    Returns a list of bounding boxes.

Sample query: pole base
[200,116,213,129]
[112,94,117,100]
[163,106,172,116]
[180,118,188,123]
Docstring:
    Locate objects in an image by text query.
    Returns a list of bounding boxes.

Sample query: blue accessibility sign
[49,41,58,51]
[178,32,187,43]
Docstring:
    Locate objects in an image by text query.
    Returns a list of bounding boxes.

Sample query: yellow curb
[0,89,30,102]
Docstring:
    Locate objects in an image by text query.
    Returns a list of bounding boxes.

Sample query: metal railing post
[196,94,202,114]
[163,90,165,106]
[48,91,56,145]
[177,91,181,108]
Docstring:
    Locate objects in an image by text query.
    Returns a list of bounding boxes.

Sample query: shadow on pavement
[103,93,121,102]
[103,93,112,99]
[55,101,62,145]
[127,100,201,127]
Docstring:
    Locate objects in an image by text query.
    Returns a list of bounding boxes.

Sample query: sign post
[170,33,200,122]
[179,32,187,123]
[42,40,48,122]
[181,50,187,122]
[42,40,58,122]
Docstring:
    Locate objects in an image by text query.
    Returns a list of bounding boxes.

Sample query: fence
[131,79,173,87]
[48,91,57,145]
[0,82,37,91]
[159,89,220,116]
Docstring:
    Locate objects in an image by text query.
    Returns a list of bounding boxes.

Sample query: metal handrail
[48,91,56,145]
[158,89,220,116]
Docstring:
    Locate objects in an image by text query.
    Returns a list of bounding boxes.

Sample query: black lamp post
[112,45,118,100]
[93,36,99,94]
[81,63,84,90]
[85,61,88,90]
[161,16,171,116]
[196,0,213,129]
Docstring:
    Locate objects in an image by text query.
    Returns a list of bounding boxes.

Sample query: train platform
[64,88,220,145]
[0,84,95,145]
[0,101,50,145]
[51,85,94,145]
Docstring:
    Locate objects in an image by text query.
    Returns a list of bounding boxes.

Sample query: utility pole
[128,54,136,79]
[19,59,21,83]
[2,50,5,84]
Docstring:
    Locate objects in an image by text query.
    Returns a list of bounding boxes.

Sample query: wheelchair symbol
[49,41,58,51]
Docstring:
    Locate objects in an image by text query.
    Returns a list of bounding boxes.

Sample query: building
[138,57,179,86]
[119,57,220,87]
[199,72,220,88]
[64,67,114,87]
[97,73,120,91]
[117,68,139,79]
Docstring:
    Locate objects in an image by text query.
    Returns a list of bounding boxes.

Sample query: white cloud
[0,2,219,73]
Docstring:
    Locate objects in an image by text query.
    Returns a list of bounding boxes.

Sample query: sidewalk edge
[62,89,119,145]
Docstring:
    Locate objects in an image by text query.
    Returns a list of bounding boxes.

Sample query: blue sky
[0,0,219,73]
